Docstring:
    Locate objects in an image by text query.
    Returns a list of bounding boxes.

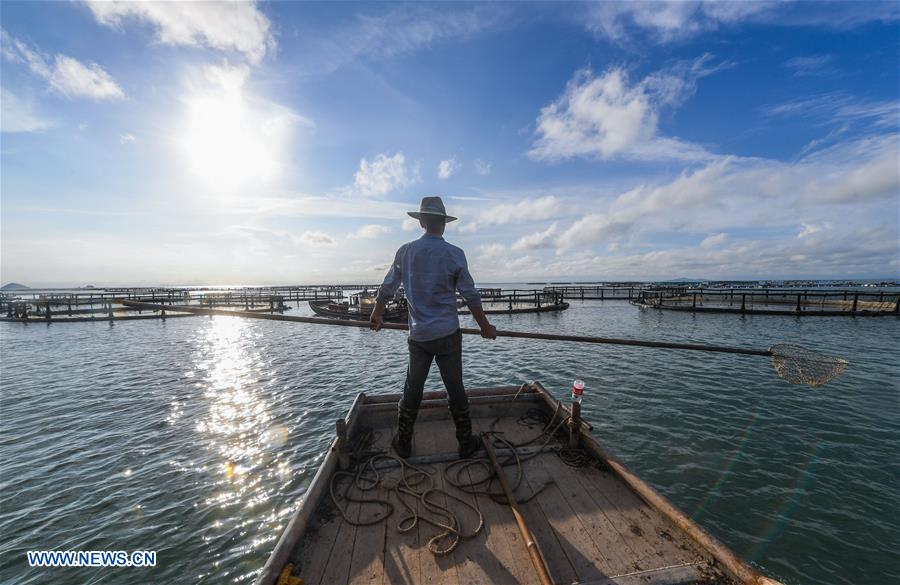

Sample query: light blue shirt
[377,234,482,342]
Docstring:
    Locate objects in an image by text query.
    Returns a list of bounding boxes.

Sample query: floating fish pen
[0,286,337,323]
[633,288,900,316]
[258,383,782,585]
[463,290,570,315]
[542,286,645,301]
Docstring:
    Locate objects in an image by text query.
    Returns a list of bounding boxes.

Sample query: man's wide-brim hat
[408,196,457,222]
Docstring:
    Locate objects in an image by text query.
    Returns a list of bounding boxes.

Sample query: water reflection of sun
[193,317,287,511]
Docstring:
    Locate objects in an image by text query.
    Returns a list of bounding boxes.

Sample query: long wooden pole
[120,300,771,357]
[481,435,554,585]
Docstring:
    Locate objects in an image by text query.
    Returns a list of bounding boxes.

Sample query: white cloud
[765,91,898,132]
[460,195,563,233]
[699,232,728,249]
[583,1,898,44]
[1,30,124,100]
[401,217,420,231]
[119,133,136,145]
[529,58,722,162]
[474,159,492,176]
[782,54,835,77]
[348,224,391,239]
[0,88,53,133]
[86,0,274,64]
[585,1,773,43]
[554,134,899,251]
[302,5,504,74]
[438,157,460,180]
[298,231,335,247]
[354,152,419,197]
[511,222,559,251]
[797,222,832,239]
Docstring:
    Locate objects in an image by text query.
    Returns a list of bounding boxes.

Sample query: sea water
[1,299,898,584]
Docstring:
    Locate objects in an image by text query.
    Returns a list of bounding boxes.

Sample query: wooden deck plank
[510,457,586,585]
[429,419,524,585]
[526,453,638,575]
[380,477,421,585]
[489,407,701,571]
[415,420,461,585]
[520,455,618,582]
[464,415,541,585]
[379,421,426,585]
[347,490,388,585]
[319,476,363,585]
[561,452,706,572]
[294,507,344,585]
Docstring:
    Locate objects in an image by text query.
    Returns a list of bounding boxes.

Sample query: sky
[1,1,898,286]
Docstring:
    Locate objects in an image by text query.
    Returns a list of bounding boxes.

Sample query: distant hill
[659,278,708,283]
[1,282,30,291]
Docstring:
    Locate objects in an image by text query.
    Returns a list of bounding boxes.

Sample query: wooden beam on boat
[363,385,531,404]
[364,393,541,414]
[483,434,556,585]
[530,381,782,585]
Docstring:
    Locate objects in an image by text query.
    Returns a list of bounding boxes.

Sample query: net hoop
[768,344,849,387]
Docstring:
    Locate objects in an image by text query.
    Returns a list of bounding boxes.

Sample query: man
[370,196,496,459]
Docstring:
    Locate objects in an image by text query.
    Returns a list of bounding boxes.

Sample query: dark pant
[400,329,469,413]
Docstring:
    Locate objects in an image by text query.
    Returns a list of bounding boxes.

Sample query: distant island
[1,283,30,291]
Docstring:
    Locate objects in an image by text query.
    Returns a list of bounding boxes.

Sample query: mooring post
[741,295,746,313]
[894,295,899,313]
[796,294,802,313]
[692,292,697,308]
[569,382,584,450]
[852,294,858,313]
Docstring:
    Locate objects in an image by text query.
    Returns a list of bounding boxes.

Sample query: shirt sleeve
[376,247,403,303]
[455,250,482,308]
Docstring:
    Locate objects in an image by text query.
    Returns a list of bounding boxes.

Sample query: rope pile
[326,397,595,557]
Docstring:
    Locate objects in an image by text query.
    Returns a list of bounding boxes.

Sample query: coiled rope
[326,393,595,557]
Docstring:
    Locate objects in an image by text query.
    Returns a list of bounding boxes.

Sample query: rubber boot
[391,405,417,459]
[451,406,480,459]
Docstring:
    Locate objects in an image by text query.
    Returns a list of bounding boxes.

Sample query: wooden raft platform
[259,384,781,585]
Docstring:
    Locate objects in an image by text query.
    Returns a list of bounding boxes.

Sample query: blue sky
[1,1,898,286]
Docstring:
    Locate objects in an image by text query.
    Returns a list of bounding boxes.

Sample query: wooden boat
[257,383,782,585]
[309,296,408,323]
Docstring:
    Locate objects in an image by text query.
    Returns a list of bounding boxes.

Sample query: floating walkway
[465,290,569,315]
[0,286,334,323]
[633,288,900,317]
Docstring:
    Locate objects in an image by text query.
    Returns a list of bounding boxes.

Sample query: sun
[181,67,287,195]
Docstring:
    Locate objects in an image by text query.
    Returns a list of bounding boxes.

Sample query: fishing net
[769,344,849,387]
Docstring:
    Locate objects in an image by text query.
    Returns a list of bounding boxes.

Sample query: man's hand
[480,323,497,340]
[468,304,496,340]
[369,301,386,331]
